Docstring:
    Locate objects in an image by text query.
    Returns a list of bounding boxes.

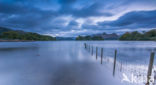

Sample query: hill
[0,27,56,41]
[119,29,156,40]
[93,32,119,40]
[56,37,75,40]
[76,32,119,40]
[0,27,12,34]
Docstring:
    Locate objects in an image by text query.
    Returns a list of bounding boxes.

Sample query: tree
[76,35,104,40]
[119,32,131,40]
[0,31,56,41]
[119,29,156,41]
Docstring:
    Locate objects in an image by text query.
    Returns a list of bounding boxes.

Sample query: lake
[0,41,156,85]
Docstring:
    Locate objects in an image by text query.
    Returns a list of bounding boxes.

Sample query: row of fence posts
[84,43,117,77]
[84,43,155,85]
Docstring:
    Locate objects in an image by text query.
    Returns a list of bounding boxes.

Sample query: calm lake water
[0,41,156,85]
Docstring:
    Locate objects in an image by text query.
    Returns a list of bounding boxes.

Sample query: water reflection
[0,41,155,85]
[89,41,156,64]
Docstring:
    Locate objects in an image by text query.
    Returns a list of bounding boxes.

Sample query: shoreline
[0,40,35,42]
[0,40,155,42]
[0,40,57,42]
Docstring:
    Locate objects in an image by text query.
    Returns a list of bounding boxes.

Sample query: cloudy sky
[0,0,156,37]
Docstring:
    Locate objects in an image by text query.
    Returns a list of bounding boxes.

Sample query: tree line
[76,29,156,41]
[0,31,56,41]
[119,29,156,40]
[76,35,104,40]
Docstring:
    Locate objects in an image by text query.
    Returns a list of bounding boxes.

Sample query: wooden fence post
[84,43,87,49]
[113,49,117,77]
[88,44,89,51]
[87,44,88,50]
[101,48,103,64]
[146,52,155,85]
[92,46,93,55]
[96,47,98,60]
[120,61,122,72]
[89,45,90,52]
[87,44,89,51]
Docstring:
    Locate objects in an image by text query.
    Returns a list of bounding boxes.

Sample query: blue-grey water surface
[0,41,156,85]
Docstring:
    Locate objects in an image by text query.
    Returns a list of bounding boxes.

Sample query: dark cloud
[68,20,78,26]
[0,0,156,36]
[98,10,156,29]
[58,0,77,4]
[58,0,113,17]
[0,1,59,32]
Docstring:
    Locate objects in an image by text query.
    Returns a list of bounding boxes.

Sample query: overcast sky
[0,0,156,37]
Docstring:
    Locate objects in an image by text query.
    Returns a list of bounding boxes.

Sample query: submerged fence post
[146,52,155,85]
[113,49,117,77]
[96,47,98,60]
[84,43,87,49]
[101,48,103,64]
[92,46,93,55]
[89,45,90,52]
[120,61,122,72]
[87,44,89,51]
[88,45,90,52]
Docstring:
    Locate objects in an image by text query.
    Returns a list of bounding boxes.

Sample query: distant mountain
[56,37,75,40]
[93,32,119,40]
[76,32,119,40]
